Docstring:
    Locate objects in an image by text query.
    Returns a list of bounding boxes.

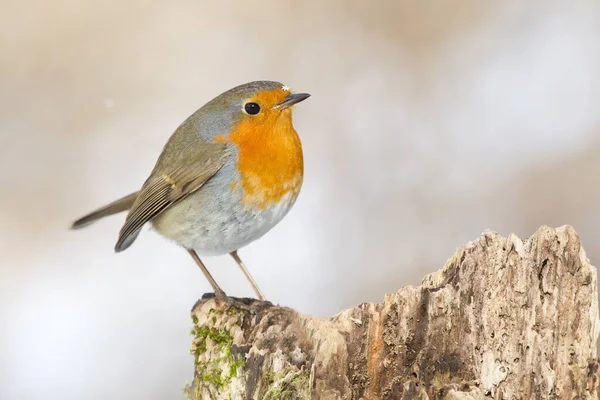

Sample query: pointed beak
[275,92,311,109]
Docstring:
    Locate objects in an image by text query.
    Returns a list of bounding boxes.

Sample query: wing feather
[114,147,228,252]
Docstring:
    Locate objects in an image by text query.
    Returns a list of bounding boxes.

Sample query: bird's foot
[201,290,227,300]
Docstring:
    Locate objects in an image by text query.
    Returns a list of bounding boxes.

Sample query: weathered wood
[185,225,600,399]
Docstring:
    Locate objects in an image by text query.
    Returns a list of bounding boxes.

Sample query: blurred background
[1,0,599,399]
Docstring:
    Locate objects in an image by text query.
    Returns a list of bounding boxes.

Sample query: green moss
[190,312,245,398]
[227,304,245,316]
[259,366,310,400]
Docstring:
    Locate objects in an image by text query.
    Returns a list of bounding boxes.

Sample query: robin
[71,81,310,301]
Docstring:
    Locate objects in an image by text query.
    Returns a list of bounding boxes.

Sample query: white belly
[150,167,301,256]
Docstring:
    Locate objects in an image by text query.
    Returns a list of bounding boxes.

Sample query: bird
[71,80,310,301]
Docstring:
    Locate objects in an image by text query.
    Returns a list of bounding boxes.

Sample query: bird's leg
[187,249,226,298]
[230,250,266,301]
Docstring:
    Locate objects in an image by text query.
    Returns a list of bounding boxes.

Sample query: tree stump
[184,225,600,399]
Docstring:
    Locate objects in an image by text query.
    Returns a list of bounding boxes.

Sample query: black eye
[244,102,261,115]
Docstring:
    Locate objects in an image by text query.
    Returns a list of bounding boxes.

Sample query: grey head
[149,80,309,174]
[182,80,289,142]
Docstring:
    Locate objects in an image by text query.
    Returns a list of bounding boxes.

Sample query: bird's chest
[229,127,304,211]
[151,159,302,255]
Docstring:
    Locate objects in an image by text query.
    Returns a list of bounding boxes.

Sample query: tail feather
[71,191,139,229]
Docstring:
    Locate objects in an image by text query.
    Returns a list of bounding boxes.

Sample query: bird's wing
[114,142,229,252]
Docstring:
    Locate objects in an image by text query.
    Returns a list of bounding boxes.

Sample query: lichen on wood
[186,225,600,399]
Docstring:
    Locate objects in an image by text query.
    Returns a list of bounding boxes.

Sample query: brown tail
[71,191,139,229]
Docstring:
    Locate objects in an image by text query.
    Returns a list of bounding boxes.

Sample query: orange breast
[216,109,304,210]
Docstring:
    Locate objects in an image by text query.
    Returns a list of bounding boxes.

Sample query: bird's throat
[215,113,304,210]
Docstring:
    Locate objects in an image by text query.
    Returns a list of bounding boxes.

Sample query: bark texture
[185,225,600,399]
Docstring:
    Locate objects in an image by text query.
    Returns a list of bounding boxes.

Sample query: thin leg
[187,249,226,298]
[230,251,266,301]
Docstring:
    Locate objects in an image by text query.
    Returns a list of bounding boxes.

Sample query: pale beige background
[1,1,599,399]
